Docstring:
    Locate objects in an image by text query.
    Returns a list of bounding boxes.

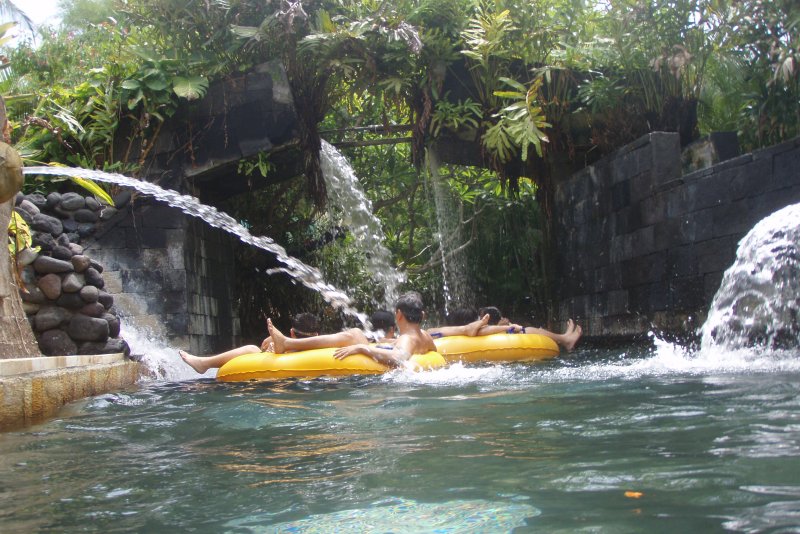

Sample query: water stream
[701,202,800,351]
[318,141,405,306]
[425,149,472,313]
[22,166,366,324]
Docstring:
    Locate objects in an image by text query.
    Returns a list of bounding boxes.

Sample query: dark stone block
[60,192,86,211]
[621,252,667,287]
[74,208,99,223]
[38,329,78,356]
[165,313,189,335]
[98,291,114,309]
[17,199,40,219]
[697,237,736,274]
[114,190,132,209]
[80,302,106,318]
[669,276,706,311]
[654,219,681,249]
[51,245,73,261]
[34,256,74,274]
[56,292,86,309]
[121,269,164,293]
[46,192,62,209]
[85,267,105,289]
[77,223,96,238]
[89,259,104,273]
[667,245,697,278]
[103,313,121,338]
[27,193,47,208]
[163,269,187,292]
[141,204,184,229]
[56,233,71,247]
[709,131,740,162]
[31,213,63,236]
[612,180,630,210]
[61,218,79,233]
[79,285,100,303]
[711,199,754,238]
[127,227,167,248]
[34,306,72,332]
[147,291,186,314]
[693,172,731,210]
[68,314,109,342]
[32,232,55,253]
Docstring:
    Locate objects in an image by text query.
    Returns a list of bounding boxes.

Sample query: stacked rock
[13,190,130,357]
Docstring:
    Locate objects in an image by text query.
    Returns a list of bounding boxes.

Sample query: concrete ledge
[0,357,142,431]
[0,353,126,376]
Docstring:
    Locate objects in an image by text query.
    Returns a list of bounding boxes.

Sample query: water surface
[2,343,799,533]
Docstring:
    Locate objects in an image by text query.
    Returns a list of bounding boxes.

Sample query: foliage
[4,0,799,332]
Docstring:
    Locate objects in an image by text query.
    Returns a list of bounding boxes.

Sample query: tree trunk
[0,200,40,358]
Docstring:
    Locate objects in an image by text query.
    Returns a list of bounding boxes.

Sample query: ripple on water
[226,496,539,533]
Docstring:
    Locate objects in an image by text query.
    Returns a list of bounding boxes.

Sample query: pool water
[1,342,799,533]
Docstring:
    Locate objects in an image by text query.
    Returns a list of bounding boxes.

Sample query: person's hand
[507,323,524,333]
[260,337,273,352]
[333,344,368,360]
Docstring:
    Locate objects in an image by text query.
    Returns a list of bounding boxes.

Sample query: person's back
[393,291,436,355]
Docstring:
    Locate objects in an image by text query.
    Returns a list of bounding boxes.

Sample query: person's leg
[427,314,489,338]
[524,319,582,351]
[179,344,261,374]
[268,319,368,353]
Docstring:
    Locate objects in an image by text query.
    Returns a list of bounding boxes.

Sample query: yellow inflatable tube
[434,333,559,364]
[216,347,446,382]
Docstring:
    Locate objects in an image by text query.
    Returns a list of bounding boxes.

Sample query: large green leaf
[172,76,209,100]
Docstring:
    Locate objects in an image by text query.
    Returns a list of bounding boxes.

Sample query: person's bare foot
[562,320,582,351]
[267,319,286,353]
[179,350,210,374]
[469,314,491,336]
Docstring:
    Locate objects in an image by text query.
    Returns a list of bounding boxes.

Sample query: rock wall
[13,192,130,356]
[83,197,240,355]
[553,133,800,339]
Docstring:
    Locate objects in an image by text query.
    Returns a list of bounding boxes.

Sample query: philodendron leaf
[172,76,209,100]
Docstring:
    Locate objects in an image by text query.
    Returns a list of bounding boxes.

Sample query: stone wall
[84,197,240,355]
[553,133,800,339]
[12,192,129,356]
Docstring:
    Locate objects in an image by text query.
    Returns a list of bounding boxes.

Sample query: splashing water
[701,202,800,351]
[121,322,216,381]
[319,141,405,306]
[22,166,365,324]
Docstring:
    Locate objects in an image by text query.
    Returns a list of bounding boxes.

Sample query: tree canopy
[3,0,798,332]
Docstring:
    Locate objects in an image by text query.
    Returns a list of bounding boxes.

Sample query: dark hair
[395,291,424,324]
[478,306,502,325]
[291,313,320,338]
[446,307,479,326]
[370,310,395,331]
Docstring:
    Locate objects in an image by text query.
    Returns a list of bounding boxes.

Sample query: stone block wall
[85,198,240,354]
[553,133,800,339]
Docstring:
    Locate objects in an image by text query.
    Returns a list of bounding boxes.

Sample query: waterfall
[425,148,472,314]
[22,166,366,325]
[701,202,800,351]
[318,141,405,306]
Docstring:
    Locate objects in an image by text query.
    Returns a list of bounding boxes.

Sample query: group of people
[179,291,581,374]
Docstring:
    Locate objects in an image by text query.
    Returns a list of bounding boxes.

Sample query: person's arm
[477,324,523,335]
[333,336,413,367]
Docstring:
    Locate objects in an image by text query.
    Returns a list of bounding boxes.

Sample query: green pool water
[2,343,799,533]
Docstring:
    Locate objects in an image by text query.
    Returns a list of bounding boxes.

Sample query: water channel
[6,169,798,532]
[1,343,798,532]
